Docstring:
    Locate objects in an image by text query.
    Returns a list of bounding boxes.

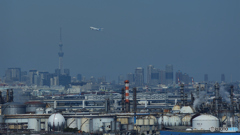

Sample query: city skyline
[1,1,239,82]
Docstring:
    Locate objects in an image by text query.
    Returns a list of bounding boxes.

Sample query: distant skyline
[1,1,239,82]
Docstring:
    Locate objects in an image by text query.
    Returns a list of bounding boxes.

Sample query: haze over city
[1,0,240,82]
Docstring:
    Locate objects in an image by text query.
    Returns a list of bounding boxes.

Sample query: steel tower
[58,28,64,74]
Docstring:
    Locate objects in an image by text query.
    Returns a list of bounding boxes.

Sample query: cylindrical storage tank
[48,113,65,131]
[117,118,128,124]
[35,108,44,114]
[138,119,144,125]
[45,108,54,114]
[77,118,82,130]
[121,124,127,130]
[28,118,40,131]
[81,118,90,132]
[67,118,77,129]
[92,118,114,132]
[128,117,134,124]
[2,102,26,115]
[158,116,169,126]
[169,115,181,126]
[144,118,149,125]
[182,115,192,126]
[149,119,155,125]
[192,114,219,130]
[25,101,46,113]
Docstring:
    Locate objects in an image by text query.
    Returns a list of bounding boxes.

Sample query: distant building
[204,74,208,82]
[77,74,82,81]
[118,74,125,85]
[175,70,183,84]
[127,73,135,85]
[5,68,21,82]
[29,70,38,85]
[182,73,190,85]
[135,67,144,86]
[221,74,225,82]
[151,68,160,85]
[147,65,154,85]
[165,64,173,85]
[159,70,166,85]
[98,76,106,84]
[64,69,70,76]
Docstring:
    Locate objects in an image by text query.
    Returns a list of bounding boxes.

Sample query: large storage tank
[182,115,192,126]
[2,102,26,115]
[158,116,169,126]
[28,118,40,131]
[192,114,219,130]
[25,101,46,113]
[48,113,65,131]
[35,108,44,114]
[117,118,128,124]
[67,118,77,129]
[168,115,181,126]
[180,106,194,114]
[81,118,90,132]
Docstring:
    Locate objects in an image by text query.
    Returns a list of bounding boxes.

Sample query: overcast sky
[0,0,239,82]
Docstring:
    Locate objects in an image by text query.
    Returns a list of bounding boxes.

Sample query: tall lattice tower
[58,28,64,74]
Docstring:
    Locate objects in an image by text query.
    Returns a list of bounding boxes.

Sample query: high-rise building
[58,28,64,74]
[127,73,135,85]
[204,74,208,82]
[64,69,70,76]
[147,65,154,85]
[77,74,82,81]
[182,73,189,85]
[29,70,37,85]
[165,64,173,85]
[175,70,183,84]
[159,70,166,85]
[135,67,144,86]
[118,74,125,85]
[98,76,106,84]
[5,68,21,82]
[151,68,160,85]
[221,74,225,82]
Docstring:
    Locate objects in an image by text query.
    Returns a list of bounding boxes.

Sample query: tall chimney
[121,88,125,112]
[124,80,130,112]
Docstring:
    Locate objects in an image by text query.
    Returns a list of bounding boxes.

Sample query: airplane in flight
[90,26,103,31]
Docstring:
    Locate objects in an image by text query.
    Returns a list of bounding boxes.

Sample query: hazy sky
[1,0,239,82]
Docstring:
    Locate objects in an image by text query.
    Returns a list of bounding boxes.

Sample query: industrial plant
[0,80,240,135]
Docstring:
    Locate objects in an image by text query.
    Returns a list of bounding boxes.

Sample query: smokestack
[185,94,188,106]
[230,85,234,107]
[180,84,184,106]
[6,89,9,102]
[124,80,130,112]
[215,83,220,117]
[121,88,125,112]
[105,98,110,113]
[133,87,137,113]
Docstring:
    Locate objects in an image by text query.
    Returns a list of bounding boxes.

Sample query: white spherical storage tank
[48,113,65,131]
[168,115,181,126]
[192,114,219,130]
[158,116,169,126]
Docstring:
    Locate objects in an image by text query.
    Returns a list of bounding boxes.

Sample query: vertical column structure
[125,80,130,112]
[180,84,184,106]
[58,28,64,74]
[121,88,125,112]
[133,87,137,113]
[215,83,219,117]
